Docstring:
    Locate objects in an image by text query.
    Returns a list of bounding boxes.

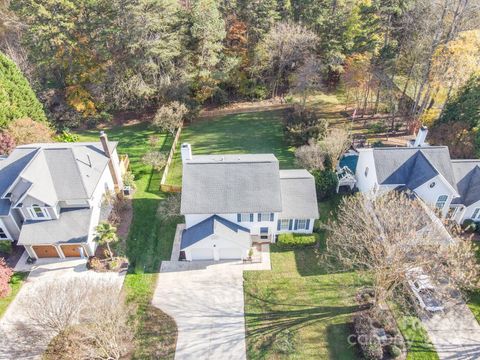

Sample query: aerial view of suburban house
[179,143,319,261]
[0,132,124,259]
[337,127,480,224]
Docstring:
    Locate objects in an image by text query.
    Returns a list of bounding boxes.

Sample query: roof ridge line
[69,148,90,199]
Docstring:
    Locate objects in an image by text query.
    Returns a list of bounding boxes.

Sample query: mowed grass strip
[166,110,296,185]
[76,122,179,358]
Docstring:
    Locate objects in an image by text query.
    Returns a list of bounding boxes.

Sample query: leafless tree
[325,191,479,311]
[318,127,352,168]
[292,56,323,109]
[142,150,167,171]
[157,193,181,221]
[23,277,133,360]
[294,139,325,171]
[151,101,187,135]
[256,22,318,98]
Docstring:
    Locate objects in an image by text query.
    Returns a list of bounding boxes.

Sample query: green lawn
[0,272,28,319]
[166,110,296,185]
[76,122,179,358]
[244,197,368,359]
[244,245,368,359]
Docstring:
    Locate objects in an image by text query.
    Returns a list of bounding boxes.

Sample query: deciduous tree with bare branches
[325,191,479,311]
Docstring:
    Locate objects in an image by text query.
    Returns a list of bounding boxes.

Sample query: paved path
[422,303,480,359]
[153,244,270,360]
[0,258,125,360]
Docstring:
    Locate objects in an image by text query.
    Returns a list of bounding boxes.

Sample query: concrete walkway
[0,258,125,360]
[153,244,270,360]
[422,303,480,359]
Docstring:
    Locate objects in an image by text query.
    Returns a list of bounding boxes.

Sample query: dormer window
[27,204,51,219]
[5,192,12,198]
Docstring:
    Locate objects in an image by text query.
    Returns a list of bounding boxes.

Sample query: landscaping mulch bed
[2,243,25,268]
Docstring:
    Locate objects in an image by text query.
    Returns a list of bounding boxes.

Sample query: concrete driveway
[153,244,270,360]
[422,303,480,359]
[0,258,125,360]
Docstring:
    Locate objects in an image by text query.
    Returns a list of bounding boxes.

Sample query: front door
[260,227,269,240]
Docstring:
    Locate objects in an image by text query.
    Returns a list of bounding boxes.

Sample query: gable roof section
[451,160,480,206]
[2,142,115,204]
[181,154,282,214]
[181,215,250,249]
[278,170,319,219]
[373,147,457,192]
[0,148,38,196]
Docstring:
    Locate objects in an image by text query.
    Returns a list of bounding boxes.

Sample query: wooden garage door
[219,248,242,260]
[61,244,84,257]
[190,248,214,260]
[32,245,59,258]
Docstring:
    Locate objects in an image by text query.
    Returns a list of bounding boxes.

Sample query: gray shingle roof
[373,147,457,192]
[1,142,116,206]
[181,154,282,214]
[451,160,480,206]
[18,208,93,245]
[0,148,38,196]
[278,170,319,219]
[181,215,250,249]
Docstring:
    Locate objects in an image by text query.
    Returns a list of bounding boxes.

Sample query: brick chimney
[100,131,123,190]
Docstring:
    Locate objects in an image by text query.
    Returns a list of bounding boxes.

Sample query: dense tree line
[0,0,479,134]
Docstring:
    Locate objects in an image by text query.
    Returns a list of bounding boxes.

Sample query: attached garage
[190,248,214,260]
[218,248,243,260]
[32,245,59,258]
[181,215,251,261]
[60,244,85,257]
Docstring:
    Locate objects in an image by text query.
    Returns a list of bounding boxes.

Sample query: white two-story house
[179,144,319,261]
[346,127,480,224]
[0,132,124,259]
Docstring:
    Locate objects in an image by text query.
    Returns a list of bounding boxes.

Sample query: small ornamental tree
[0,131,16,155]
[7,117,54,145]
[151,101,188,135]
[0,258,14,298]
[142,150,167,171]
[157,193,181,221]
[94,222,118,260]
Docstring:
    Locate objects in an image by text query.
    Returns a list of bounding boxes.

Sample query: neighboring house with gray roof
[179,144,319,261]
[353,130,480,224]
[0,132,124,259]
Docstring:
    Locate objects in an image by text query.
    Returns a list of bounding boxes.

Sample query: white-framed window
[279,219,290,230]
[0,227,9,239]
[27,204,51,219]
[435,195,448,209]
[297,219,307,230]
[472,208,480,220]
[239,213,252,222]
[258,213,273,222]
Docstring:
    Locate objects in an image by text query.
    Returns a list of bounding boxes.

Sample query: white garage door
[219,248,243,260]
[191,248,214,260]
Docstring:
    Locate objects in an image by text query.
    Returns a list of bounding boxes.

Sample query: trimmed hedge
[277,233,319,248]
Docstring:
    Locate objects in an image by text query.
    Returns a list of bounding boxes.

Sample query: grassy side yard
[244,197,368,359]
[244,246,367,359]
[0,272,28,319]
[76,122,179,358]
[166,110,296,185]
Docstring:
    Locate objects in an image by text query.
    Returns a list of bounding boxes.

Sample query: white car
[407,268,444,313]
